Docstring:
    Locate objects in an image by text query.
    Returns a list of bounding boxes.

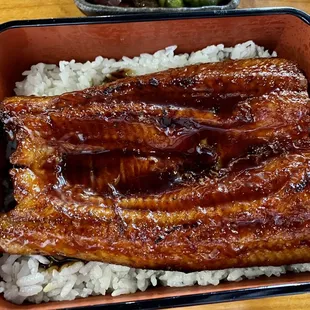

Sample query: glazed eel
[0,58,310,271]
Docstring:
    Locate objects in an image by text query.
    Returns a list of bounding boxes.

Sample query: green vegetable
[159,0,183,7]
[166,0,184,7]
[184,0,221,6]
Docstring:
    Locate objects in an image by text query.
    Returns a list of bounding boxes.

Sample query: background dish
[74,0,240,15]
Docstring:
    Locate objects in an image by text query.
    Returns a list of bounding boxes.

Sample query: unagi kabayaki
[0,57,310,271]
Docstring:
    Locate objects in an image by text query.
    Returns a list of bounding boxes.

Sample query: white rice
[3,40,308,305]
[15,40,277,96]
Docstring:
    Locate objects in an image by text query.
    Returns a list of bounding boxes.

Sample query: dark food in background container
[88,0,223,8]
[74,0,239,15]
[0,7,310,309]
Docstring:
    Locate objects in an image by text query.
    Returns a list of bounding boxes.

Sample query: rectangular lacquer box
[0,8,310,309]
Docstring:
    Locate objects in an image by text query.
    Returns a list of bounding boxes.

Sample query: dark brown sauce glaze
[38,149,220,197]
[103,69,133,83]
[62,152,185,195]
[1,58,310,271]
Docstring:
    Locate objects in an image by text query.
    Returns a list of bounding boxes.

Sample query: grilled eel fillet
[0,58,310,271]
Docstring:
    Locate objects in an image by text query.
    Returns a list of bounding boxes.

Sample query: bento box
[0,7,310,309]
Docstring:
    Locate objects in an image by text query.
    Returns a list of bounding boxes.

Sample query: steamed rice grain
[2,41,308,305]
